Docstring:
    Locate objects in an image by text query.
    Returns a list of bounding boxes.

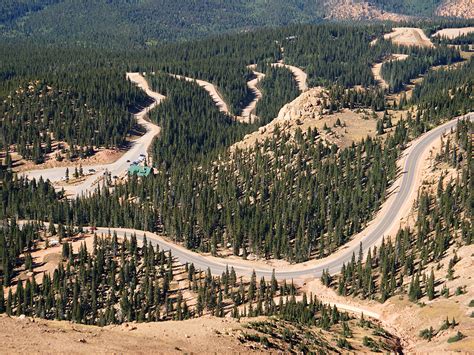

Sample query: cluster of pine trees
[381,45,461,93]
[409,57,474,121]
[0,222,44,286]
[326,85,386,112]
[0,224,358,331]
[255,65,300,125]
[322,119,472,303]
[2,23,465,165]
[146,73,252,168]
[282,25,384,87]
[59,117,407,263]
[0,42,150,163]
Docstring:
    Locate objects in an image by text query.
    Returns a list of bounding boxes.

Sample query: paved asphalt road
[93,113,472,280]
[21,74,163,197]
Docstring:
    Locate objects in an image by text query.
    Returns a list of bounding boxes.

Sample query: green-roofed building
[128,165,152,177]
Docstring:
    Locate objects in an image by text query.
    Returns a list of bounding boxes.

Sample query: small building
[128,165,152,177]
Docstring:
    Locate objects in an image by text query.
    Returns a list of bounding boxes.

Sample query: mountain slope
[0,0,470,47]
[436,0,474,19]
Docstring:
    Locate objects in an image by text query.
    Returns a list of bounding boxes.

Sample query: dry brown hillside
[436,0,474,18]
[324,0,410,20]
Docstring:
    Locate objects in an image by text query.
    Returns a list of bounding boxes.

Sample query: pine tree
[427,269,435,300]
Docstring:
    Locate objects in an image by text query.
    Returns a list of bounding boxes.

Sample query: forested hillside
[368,0,443,17]
[0,0,328,47]
[1,0,472,48]
[0,43,149,162]
[323,118,472,302]
[255,65,300,125]
[381,45,461,93]
[1,23,467,166]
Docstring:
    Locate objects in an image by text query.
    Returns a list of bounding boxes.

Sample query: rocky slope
[436,0,474,19]
[324,0,410,21]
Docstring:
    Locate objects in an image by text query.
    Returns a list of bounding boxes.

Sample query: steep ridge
[323,0,410,21]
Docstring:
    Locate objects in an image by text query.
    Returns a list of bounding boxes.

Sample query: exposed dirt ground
[232,88,383,153]
[11,143,128,174]
[0,314,255,354]
[432,27,474,39]
[383,27,434,48]
[238,65,266,123]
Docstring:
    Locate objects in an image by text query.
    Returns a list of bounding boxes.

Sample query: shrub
[337,337,352,349]
[419,327,434,341]
[447,331,465,343]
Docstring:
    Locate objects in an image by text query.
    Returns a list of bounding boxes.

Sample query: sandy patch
[0,314,254,354]
[13,147,125,174]
[384,27,434,48]
[432,27,474,39]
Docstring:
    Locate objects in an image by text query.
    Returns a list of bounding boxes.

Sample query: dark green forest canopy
[0,0,329,47]
[0,43,150,161]
[2,0,473,49]
[367,0,443,17]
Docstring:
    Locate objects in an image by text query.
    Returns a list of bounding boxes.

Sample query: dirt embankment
[232,87,384,153]
[238,65,266,123]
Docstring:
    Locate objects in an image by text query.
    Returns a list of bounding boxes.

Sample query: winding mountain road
[19,70,471,282]
[170,63,307,122]
[271,63,308,92]
[21,73,164,197]
[90,112,472,280]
